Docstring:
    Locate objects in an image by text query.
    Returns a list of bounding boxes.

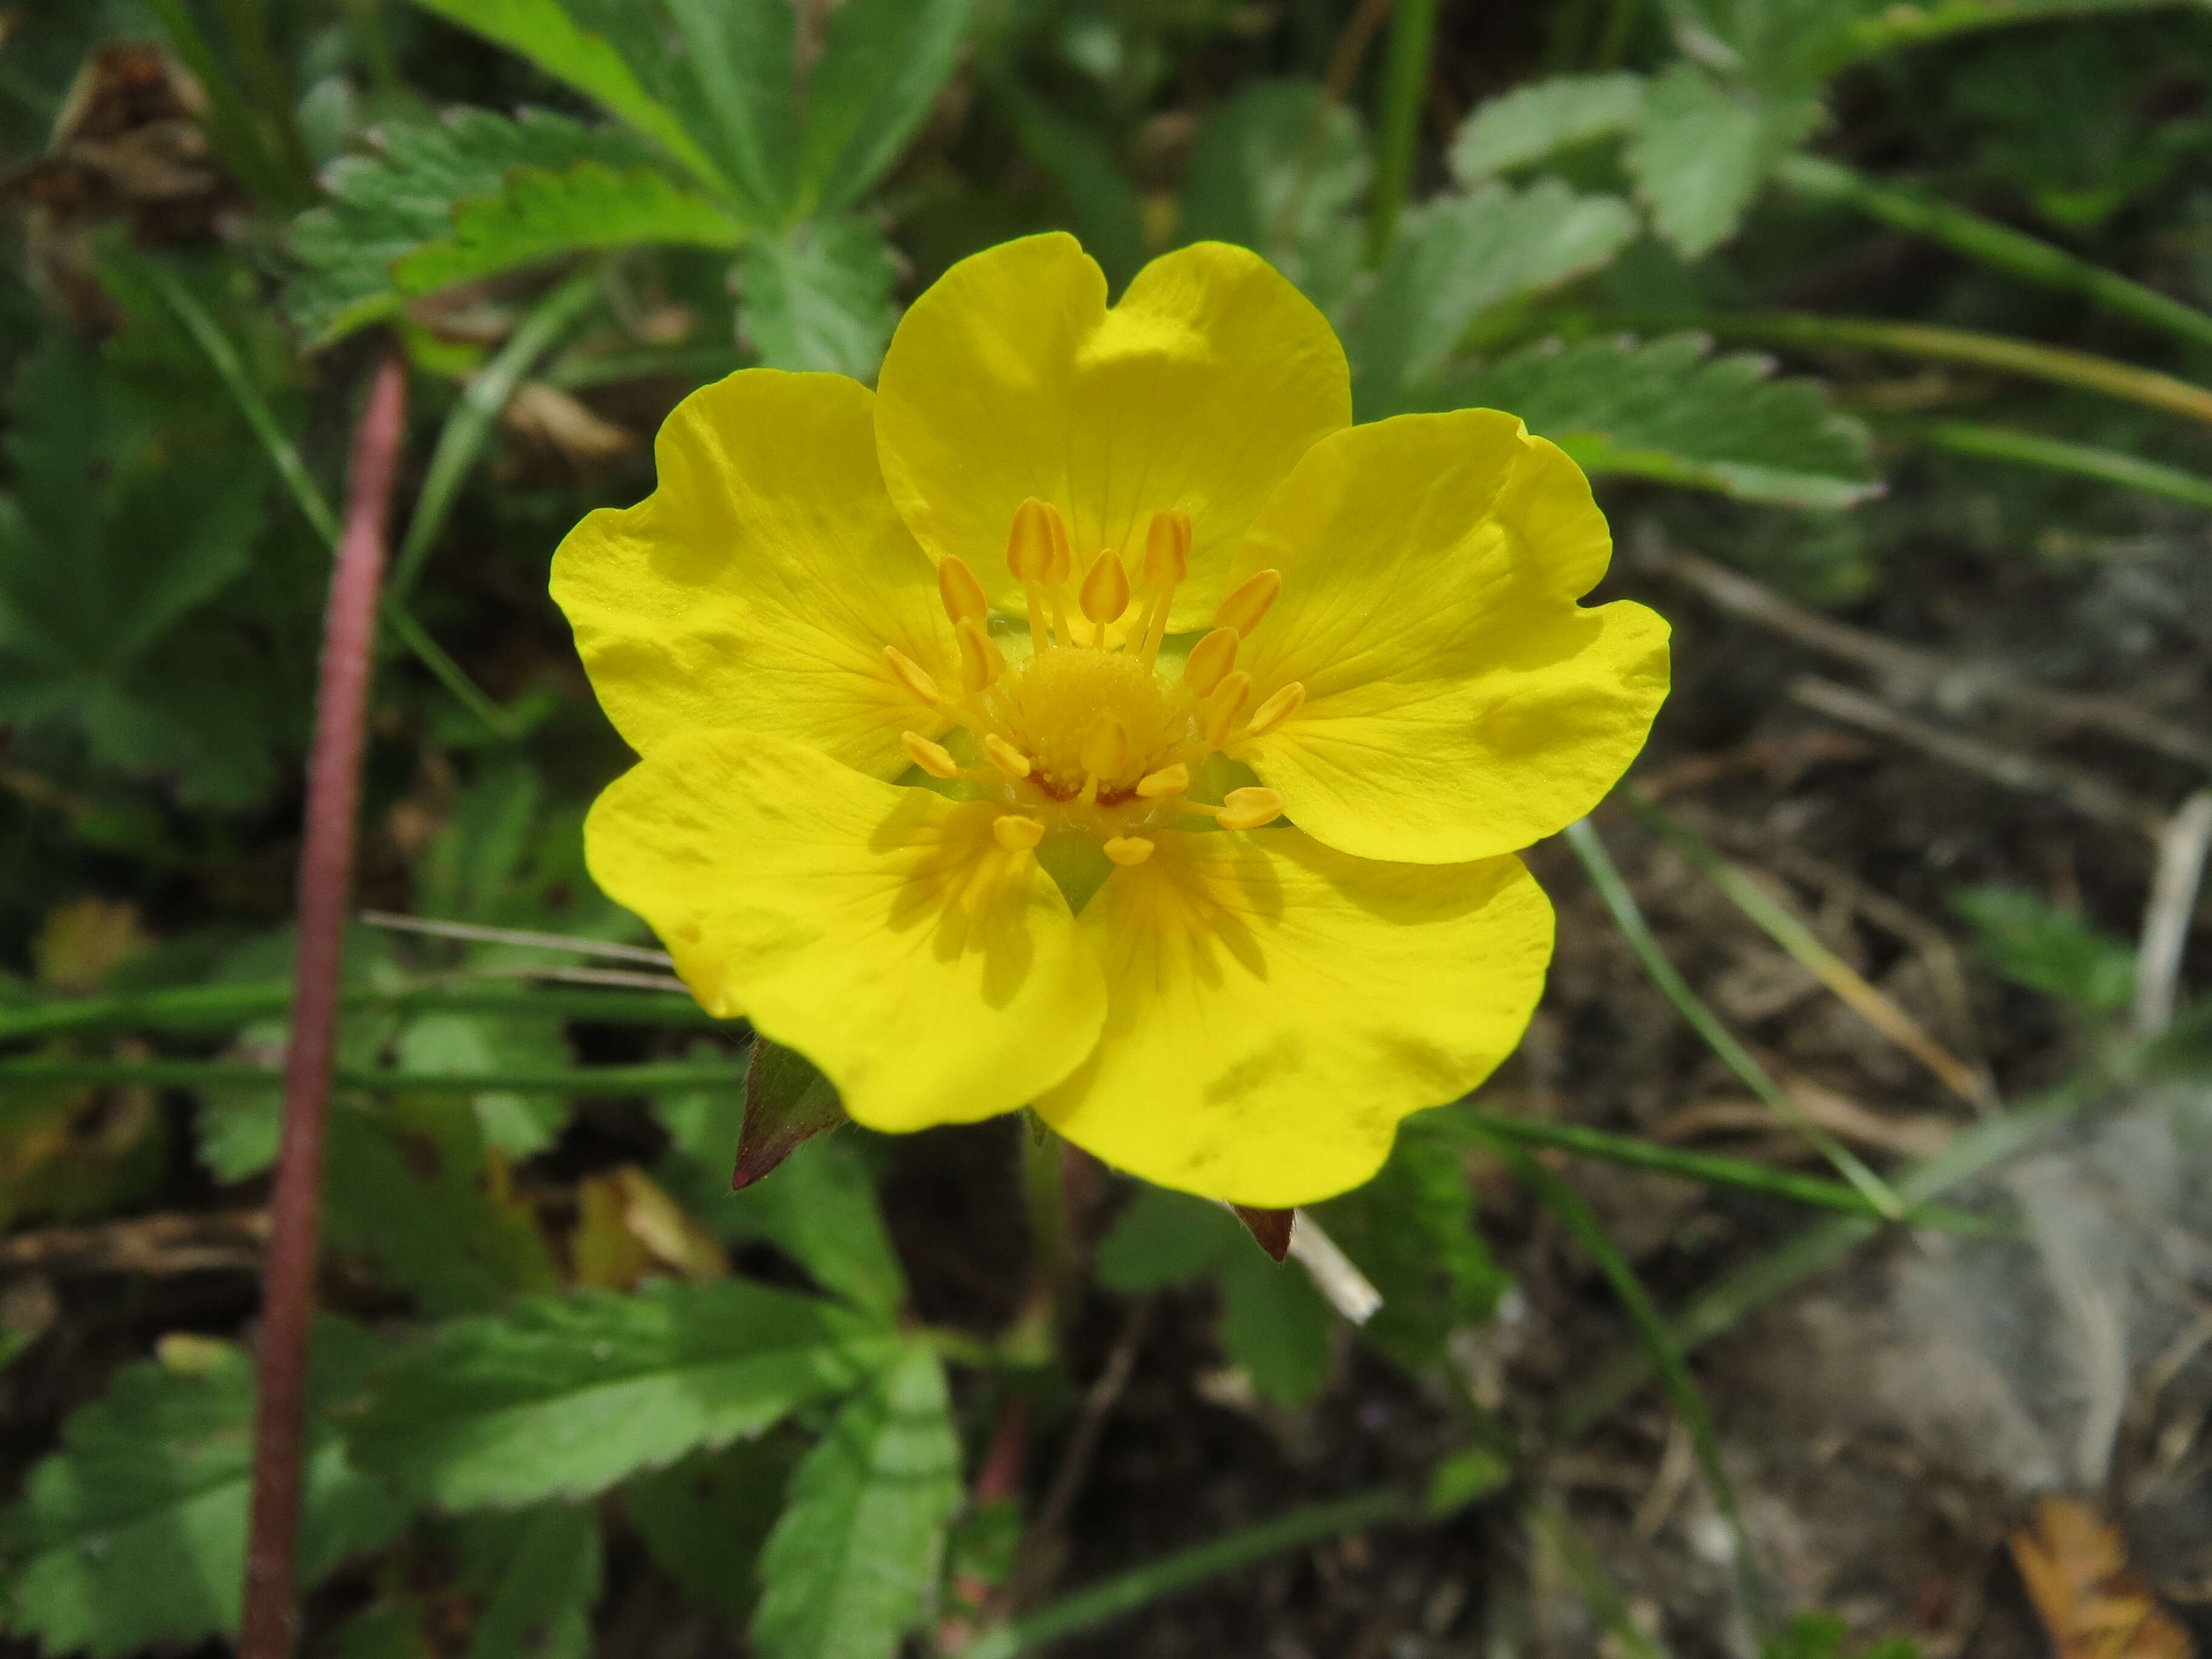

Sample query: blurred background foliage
[5,0,2212,1656]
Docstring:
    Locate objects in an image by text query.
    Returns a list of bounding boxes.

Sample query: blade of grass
[1555,1075,2088,1441]
[0,1059,756,1091]
[1441,1107,1992,1232]
[965,1488,1417,1658]
[130,254,519,737]
[1919,421,2212,512]
[0,982,722,1042]
[1493,1139,1772,1638]
[1529,1498,1672,1659]
[1367,0,1436,262]
[1626,793,1997,1113]
[1777,153,2212,357]
[1563,817,1909,1220]
[144,0,295,207]
[389,271,602,602]
[215,0,316,193]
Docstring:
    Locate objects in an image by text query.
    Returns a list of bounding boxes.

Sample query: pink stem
[239,353,409,1659]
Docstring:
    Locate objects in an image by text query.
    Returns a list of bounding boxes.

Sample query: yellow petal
[1230,411,1670,863]
[1036,829,1552,1207]
[586,729,1107,1131]
[552,370,954,774]
[875,233,1350,628]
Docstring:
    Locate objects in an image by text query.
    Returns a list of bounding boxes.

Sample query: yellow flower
[553,234,1669,1208]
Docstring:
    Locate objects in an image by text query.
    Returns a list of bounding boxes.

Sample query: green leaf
[1447,72,1647,184]
[1351,181,1637,410]
[1951,885,2136,1011]
[404,0,734,194]
[1623,65,1812,259]
[1179,78,1370,322]
[455,1505,602,1659]
[350,1278,898,1509]
[721,1135,908,1319]
[394,161,745,295]
[751,1342,961,1659]
[799,0,973,216]
[1095,1187,1333,1406]
[738,218,897,377]
[0,1326,407,1658]
[286,107,669,342]
[989,74,1145,287]
[395,1012,574,1158]
[625,1437,799,1623]
[652,0,802,219]
[1436,332,1879,509]
[1314,1116,1508,1370]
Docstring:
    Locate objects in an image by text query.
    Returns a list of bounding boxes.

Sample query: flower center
[886,498,1307,868]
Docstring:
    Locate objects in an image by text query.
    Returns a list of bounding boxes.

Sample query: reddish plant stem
[239,352,409,1659]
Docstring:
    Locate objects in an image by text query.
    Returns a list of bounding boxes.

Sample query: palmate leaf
[750,1342,962,1659]
[287,107,669,341]
[0,1326,406,1658]
[452,1506,603,1659]
[1352,179,1637,411]
[1624,64,1816,259]
[1447,72,1647,184]
[349,1278,898,1509]
[797,0,973,217]
[1436,332,1879,509]
[737,217,897,377]
[394,162,745,297]
[625,1438,798,1623]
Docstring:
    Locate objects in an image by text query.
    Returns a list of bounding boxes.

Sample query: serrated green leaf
[1315,1116,1507,1371]
[1447,73,1647,184]
[0,1326,406,1658]
[738,218,897,377]
[1179,78,1370,322]
[1437,333,1879,508]
[750,1342,960,1659]
[455,1505,602,1659]
[395,161,745,295]
[404,0,732,195]
[1624,65,1813,258]
[1352,180,1637,409]
[799,0,972,216]
[350,1278,897,1509]
[394,1012,574,1158]
[625,1437,799,1623]
[1951,885,2136,1011]
[722,1134,907,1318]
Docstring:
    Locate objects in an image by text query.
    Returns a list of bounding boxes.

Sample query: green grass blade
[1366,0,1438,261]
[0,1059,752,1092]
[390,271,602,601]
[0,982,722,1042]
[1922,421,2212,512]
[1564,817,1909,1220]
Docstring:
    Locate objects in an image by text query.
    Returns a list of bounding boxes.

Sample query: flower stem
[1367,0,1437,264]
[1018,1114,1074,1337]
[238,352,407,1659]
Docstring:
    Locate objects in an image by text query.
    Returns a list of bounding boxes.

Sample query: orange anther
[1182,626,1239,696]
[1245,680,1305,739]
[1215,568,1282,635]
[1080,713,1131,781]
[1216,786,1284,831]
[901,731,961,780]
[993,813,1046,853]
[1135,762,1189,799]
[984,734,1031,779]
[1142,508,1191,586]
[937,555,989,629]
[1202,671,1253,748]
[1078,547,1130,628]
[883,646,940,705]
[1103,835,1156,866]
[956,618,1004,692]
[1044,501,1074,583]
[1007,497,1059,583]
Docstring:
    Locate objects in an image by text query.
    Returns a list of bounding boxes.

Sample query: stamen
[1043,504,1074,584]
[993,813,1046,853]
[984,734,1031,779]
[1006,498,1058,583]
[1202,671,1253,748]
[1135,762,1189,798]
[1182,627,1239,697]
[956,618,1005,692]
[1215,569,1282,635]
[1080,713,1130,782]
[901,731,962,780]
[884,646,940,705]
[938,555,989,629]
[1244,680,1305,739]
[1079,548,1130,645]
[1142,509,1191,588]
[1103,835,1156,866]
[1216,786,1284,831]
